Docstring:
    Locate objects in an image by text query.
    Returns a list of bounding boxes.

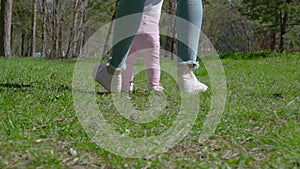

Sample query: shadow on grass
[0,83,32,88]
[72,88,110,95]
[96,91,110,95]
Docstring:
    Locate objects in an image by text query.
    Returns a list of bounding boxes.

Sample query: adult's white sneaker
[93,64,122,93]
[177,64,208,94]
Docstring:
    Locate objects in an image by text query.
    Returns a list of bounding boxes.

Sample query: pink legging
[122,15,161,91]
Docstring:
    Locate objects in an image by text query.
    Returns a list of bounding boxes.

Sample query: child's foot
[177,64,208,94]
[121,81,134,92]
[93,64,122,92]
[149,83,164,92]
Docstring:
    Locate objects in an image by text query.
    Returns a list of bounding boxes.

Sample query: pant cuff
[108,61,126,71]
[177,61,199,69]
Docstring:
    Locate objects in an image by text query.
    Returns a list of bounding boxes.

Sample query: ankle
[178,64,193,69]
[107,65,121,75]
[177,64,193,75]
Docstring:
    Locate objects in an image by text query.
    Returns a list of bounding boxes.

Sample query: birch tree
[31,0,37,57]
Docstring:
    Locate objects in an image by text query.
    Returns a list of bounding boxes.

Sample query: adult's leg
[93,0,146,92]
[176,0,203,69]
[176,0,207,93]
[109,0,147,70]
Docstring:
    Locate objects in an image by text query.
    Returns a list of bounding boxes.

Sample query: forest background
[0,0,299,59]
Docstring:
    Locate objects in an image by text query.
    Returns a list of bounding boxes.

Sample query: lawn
[0,53,299,168]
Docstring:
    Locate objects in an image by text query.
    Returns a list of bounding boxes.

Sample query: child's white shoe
[149,83,164,92]
[177,64,208,94]
[93,64,122,93]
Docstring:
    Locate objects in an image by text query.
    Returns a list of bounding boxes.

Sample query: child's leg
[142,48,163,90]
[139,16,163,90]
[122,55,137,91]
[121,38,139,91]
[139,36,162,90]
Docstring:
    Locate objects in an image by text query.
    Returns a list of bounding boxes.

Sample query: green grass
[0,53,299,168]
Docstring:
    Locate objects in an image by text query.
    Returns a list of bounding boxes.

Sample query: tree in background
[202,0,257,53]
[4,0,300,59]
[239,0,300,52]
[40,0,46,58]
[11,0,31,57]
[65,0,81,59]
[160,0,176,60]
[0,0,13,57]
[8,0,115,59]
[31,0,37,57]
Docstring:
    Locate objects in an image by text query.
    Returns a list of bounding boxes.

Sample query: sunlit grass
[0,53,299,168]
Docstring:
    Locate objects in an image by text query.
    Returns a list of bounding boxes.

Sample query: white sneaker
[177,64,208,94]
[93,64,122,92]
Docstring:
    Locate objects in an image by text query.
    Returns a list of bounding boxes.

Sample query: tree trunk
[102,0,119,60]
[270,32,276,50]
[32,0,37,57]
[0,0,13,57]
[168,0,176,60]
[77,0,88,58]
[50,0,60,59]
[50,1,56,59]
[66,0,79,58]
[55,0,64,59]
[21,33,25,56]
[41,0,47,58]
[58,15,63,58]
[279,0,291,53]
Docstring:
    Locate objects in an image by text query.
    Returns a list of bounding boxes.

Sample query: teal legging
[109,0,203,69]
